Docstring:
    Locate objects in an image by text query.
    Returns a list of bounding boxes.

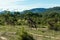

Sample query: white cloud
[0,0,26,11]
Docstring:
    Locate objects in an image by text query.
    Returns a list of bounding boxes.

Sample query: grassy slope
[0,25,60,40]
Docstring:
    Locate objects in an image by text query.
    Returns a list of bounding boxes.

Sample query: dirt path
[0,36,7,40]
[0,32,60,40]
[28,32,60,40]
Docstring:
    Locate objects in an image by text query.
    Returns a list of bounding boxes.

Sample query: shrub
[16,27,35,40]
[48,23,60,31]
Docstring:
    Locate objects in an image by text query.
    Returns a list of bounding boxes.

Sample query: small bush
[48,24,60,31]
[16,27,35,40]
[21,32,34,40]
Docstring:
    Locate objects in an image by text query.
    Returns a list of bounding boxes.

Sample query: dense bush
[0,7,60,31]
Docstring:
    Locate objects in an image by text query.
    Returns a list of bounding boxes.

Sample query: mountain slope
[22,7,60,13]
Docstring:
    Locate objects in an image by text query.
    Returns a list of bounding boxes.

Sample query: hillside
[0,7,60,40]
[22,7,60,13]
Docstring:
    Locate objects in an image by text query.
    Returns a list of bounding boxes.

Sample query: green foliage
[16,27,34,40]
[0,7,60,31]
[21,32,34,40]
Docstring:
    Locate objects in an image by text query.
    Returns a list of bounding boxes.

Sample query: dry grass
[0,25,60,40]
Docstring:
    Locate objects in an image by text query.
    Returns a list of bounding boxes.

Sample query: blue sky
[0,0,60,11]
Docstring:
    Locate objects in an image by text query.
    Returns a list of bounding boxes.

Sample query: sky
[0,0,60,11]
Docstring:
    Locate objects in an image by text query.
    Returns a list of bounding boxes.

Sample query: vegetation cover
[0,7,60,40]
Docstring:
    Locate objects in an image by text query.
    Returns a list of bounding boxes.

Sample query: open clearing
[0,25,60,40]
